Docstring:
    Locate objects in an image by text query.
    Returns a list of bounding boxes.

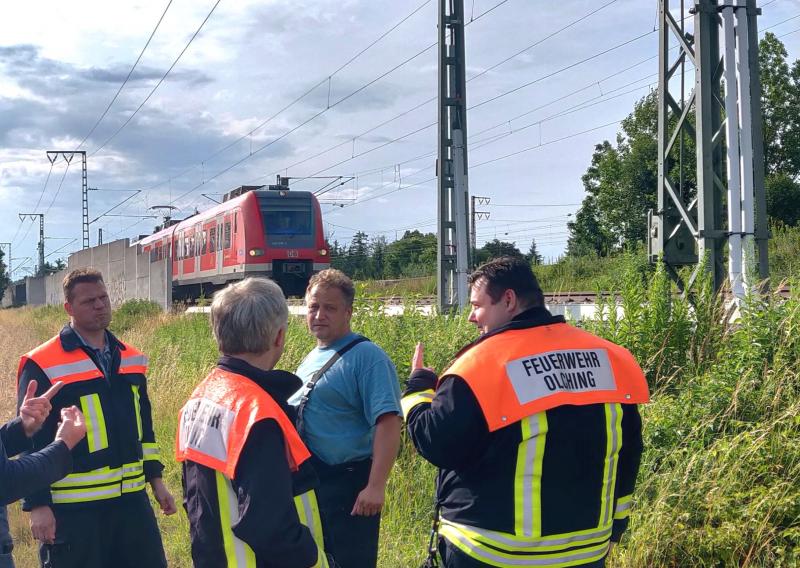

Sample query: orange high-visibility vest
[18,334,149,387]
[175,368,311,479]
[443,322,650,432]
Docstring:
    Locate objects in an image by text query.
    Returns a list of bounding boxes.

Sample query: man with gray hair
[177,277,332,568]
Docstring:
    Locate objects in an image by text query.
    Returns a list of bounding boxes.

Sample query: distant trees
[0,249,8,301]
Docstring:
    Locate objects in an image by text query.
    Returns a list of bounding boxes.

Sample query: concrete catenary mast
[437,0,472,312]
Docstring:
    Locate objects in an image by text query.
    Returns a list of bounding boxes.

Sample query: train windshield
[257,193,315,247]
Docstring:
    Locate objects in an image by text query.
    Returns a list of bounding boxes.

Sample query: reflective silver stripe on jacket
[42,359,100,381]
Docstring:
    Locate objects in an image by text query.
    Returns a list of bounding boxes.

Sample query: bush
[110,299,162,334]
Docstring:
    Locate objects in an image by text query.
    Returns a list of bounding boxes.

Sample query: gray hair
[211,278,288,355]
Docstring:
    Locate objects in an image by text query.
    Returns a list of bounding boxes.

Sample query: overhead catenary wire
[142,0,435,195]
[259,0,625,186]
[77,0,174,150]
[90,0,223,156]
[166,0,516,207]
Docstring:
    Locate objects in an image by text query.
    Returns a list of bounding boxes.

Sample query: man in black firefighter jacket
[0,382,86,568]
[16,268,175,568]
[403,257,648,568]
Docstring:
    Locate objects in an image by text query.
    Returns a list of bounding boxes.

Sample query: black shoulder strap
[296,335,370,433]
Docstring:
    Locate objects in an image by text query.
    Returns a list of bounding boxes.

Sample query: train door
[200,221,215,273]
[181,227,196,276]
[215,217,223,275]
[222,213,234,268]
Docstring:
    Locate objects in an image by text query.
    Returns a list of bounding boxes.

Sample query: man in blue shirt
[291,269,402,568]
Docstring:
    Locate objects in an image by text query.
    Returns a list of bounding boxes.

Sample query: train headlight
[248,248,264,257]
[318,249,328,256]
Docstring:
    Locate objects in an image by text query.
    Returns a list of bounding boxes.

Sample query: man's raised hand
[20,381,64,437]
[411,343,434,372]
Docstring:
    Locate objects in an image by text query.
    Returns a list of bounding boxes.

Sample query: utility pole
[98,228,103,245]
[19,214,45,276]
[437,0,471,312]
[649,0,767,298]
[47,151,88,249]
[0,242,10,280]
[470,196,490,266]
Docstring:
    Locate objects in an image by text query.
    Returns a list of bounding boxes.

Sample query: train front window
[262,209,312,235]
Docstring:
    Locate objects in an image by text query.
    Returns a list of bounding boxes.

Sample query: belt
[310,456,372,478]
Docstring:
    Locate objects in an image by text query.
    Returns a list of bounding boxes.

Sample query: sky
[1,0,799,277]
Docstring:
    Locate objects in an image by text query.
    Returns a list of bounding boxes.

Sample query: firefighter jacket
[403,307,648,568]
[16,325,163,510]
[177,357,329,568]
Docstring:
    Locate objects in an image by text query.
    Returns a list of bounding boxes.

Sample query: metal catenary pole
[18,214,44,275]
[437,0,471,312]
[650,0,768,296]
[47,150,88,249]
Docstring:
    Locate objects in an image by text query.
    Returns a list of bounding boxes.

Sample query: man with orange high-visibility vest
[177,277,331,568]
[16,268,175,568]
[404,257,649,568]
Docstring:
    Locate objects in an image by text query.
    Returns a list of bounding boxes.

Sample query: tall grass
[1,269,798,566]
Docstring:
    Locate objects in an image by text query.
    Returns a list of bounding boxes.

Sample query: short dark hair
[307,268,356,306]
[468,257,544,309]
[63,268,104,303]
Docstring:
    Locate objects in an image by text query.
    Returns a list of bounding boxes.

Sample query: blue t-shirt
[290,332,402,465]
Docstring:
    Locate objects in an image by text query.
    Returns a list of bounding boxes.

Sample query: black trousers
[312,457,381,568]
[438,539,607,568]
[39,491,167,568]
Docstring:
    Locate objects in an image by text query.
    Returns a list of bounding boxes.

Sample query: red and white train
[138,185,329,297]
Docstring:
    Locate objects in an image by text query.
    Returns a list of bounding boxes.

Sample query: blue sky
[1,0,798,276]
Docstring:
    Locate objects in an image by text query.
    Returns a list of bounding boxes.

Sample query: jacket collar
[453,306,566,361]
[216,356,302,405]
[58,324,122,353]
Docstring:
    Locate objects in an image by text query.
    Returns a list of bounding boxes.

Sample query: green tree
[370,235,388,279]
[526,238,543,265]
[42,259,66,275]
[0,248,9,302]
[766,173,800,227]
[385,230,437,277]
[760,32,800,178]
[475,239,524,265]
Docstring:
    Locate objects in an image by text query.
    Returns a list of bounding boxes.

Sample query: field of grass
[1,263,799,567]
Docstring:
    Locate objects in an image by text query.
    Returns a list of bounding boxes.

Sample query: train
[137,184,330,298]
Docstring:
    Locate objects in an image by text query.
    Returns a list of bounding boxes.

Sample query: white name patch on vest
[178,398,236,462]
[505,348,616,404]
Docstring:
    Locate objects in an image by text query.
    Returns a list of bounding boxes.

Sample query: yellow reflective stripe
[51,485,121,504]
[440,518,612,553]
[441,523,610,567]
[142,442,161,462]
[614,494,633,520]
[51,466,121,488]
[599,404,622,528]
[216,471,257,567]
[132,385,143,441]
[514,413,548,538]
[80,394,108,452]
[294,490,328,568]
[401,390,435,419]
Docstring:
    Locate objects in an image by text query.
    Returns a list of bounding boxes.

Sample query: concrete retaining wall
[3,239,172,310]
